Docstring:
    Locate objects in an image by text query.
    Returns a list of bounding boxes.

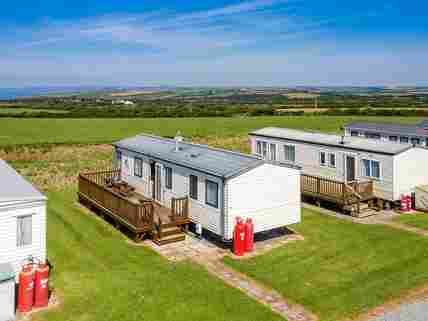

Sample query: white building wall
[250,135,395,200]
[117,148,224,237]
[0,201,47,276]
[393,148,428,200]
[225,163,301,240]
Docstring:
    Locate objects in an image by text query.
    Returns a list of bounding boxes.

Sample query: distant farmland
[0,116,422,147]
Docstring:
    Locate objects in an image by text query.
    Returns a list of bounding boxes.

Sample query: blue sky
[1,0,427,87]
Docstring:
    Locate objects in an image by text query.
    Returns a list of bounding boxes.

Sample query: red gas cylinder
[400,195,409,212]
[244,218,254,253]
[18,265,35,313]
[406,195,413,211]
[233,217,246,256]
[34,263,49,308]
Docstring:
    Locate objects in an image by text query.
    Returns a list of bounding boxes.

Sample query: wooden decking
[301,174,376,216]
[78,169,191,245]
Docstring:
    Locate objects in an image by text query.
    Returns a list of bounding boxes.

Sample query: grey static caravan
[249,127,428,204]
[112,134,301,241]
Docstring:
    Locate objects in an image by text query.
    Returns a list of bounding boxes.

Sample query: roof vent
[174,131,184,152]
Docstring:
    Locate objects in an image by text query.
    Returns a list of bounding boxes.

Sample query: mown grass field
[224,210,428,321]
[394,212,428,230]
[0,116,422,146]
[0,108,68,114]
[33,189,284,321]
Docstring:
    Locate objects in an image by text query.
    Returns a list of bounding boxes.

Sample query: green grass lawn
[394,212,428,230]
[224,209,428,321]
[33,189,284,321]
[0,108,68,114]
[0,116,422,146]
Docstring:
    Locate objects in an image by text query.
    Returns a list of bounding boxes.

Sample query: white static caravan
[249,127,428,204]
[113,134,301,241]
[0,160,47,275]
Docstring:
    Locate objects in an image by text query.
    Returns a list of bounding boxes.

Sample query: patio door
[154,163,163,203]
[345,155,356,182]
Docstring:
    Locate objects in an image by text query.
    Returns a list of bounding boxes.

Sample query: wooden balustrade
[301,174,374,206]
[78,169,153,232]
[171,196,190,222]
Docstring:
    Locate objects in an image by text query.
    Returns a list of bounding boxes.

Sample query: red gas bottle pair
[233,217,255,256]
[18,262,50,313]
[400,194,412,212]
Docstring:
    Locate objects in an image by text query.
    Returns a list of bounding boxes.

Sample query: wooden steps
[153,225,186,246]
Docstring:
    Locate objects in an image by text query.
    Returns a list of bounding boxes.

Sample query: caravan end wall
[0,200,47,275]
[224,163,300,240]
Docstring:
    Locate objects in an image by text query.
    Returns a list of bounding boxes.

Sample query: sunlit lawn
[33,189,284,321]
[225,209,428,321]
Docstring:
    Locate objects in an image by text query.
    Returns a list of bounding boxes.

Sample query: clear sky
[1,0,427,87]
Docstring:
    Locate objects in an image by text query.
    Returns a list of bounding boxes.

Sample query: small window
[17,215,32,247]
[262,142,268,159]
[205,180,219,208]
[116,151,122,168]
[361,159,381,179]
[350,131,359,137]
[256,141,262,155]
[389,136,398,142]
[165,167,172,189]
[189,175,198,200]
[400,136,409,144]
[329,153,336,168]
[319,151,326,166]
[134,158,143,177]
[411,137,421,145]
[364,132,381,140]
[269,143,277,161]
[284,145,295,163]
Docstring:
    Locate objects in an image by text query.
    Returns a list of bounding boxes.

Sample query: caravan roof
[0,159,46,203]
[113,134,267,179]
[250,127,414,155]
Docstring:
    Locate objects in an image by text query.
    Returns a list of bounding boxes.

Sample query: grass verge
[224,209,428,321]
[33,189,285,321]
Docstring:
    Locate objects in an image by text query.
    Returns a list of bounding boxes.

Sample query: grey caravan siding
[115,147,225,237]
[250,135,395,201]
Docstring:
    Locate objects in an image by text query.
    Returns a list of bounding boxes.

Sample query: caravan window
[256,141,262,155]
[389,136,398,142]
[361,159,381,179]
[319,152,327,166]
[328,153,336,168]
[283,145,295,163]
[116,151,122,168]
[189,175,198,200]
[364,132,381,140]
[134,158,143,177]
[270,143,277,161]
[165,167,172,189]
[400,136,409,144]
[411,137,421,145]
[17,215,32,247]
[205,180,219,208]
[262,142,268,159]
[350,131,359,137]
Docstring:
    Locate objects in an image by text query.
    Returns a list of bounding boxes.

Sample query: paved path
[193,256,317,321]
[365,298,428,321]
[141,232,316,321]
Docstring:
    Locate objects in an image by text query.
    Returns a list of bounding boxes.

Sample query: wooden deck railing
[301,174,374,205]
[171,196,190,222]
[78,169,154,232]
